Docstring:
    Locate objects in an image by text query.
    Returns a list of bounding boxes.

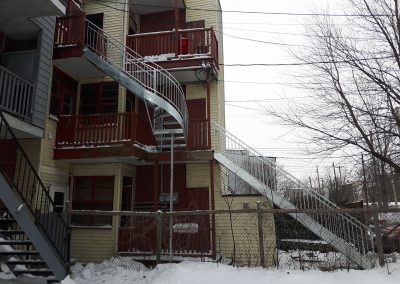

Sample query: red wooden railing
[55,112,138,148]
[126,28,219,66]
[54,14,85,46]
[188,119,209,150]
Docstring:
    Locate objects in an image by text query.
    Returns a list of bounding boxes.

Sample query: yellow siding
[71,228,115,263]
[186,84,207,100]
[185,0,219,30]
[70,163,124,262]
[186,163,210,188]
[39,118,70,186]
[84,0,128,66]
[19,138,42,171]
[212,163,277,267]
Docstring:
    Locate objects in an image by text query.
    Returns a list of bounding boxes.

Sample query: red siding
[134,165,155,206]
[136,100,156,146]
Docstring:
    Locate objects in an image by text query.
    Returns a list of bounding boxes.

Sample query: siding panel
[30,16,56,128]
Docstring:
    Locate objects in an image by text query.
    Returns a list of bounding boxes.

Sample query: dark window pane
[73,178,92,201]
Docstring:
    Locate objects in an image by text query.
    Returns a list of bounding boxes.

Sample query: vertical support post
[153,161,160,211]
[361,154,369,208]
[316,166,321,194]
[174,0,180,57]
[372,205,384,267]
[156,211,163,264]
[169,133,174,263]
[391,172,399,208]
[206,75,212,149]
[257,201,265,267]
[209,160,216,259]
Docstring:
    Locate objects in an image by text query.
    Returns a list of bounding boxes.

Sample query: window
[80,82,118,115]
[53,192,65,213]
[49,78,60,116]
[72,176,114,226]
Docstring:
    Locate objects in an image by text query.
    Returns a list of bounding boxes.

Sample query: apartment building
[1,0,374,280]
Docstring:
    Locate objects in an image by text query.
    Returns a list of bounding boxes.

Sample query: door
[85,13,105,56]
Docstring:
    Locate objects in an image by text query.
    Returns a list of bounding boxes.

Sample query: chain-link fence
[69,207,400,270]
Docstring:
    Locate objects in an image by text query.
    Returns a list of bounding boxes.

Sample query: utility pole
[316,166,321,194]
[169,133,174,262]
[361,154,369,208]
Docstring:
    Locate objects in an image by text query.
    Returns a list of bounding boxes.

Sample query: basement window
[72,176,114,226]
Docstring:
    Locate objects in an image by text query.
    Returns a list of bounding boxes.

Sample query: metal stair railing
[212,121,374,257]
[84,20,189,141]
[0,111,70,267]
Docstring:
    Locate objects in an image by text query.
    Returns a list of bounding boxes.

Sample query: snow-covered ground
[61,257,400,284]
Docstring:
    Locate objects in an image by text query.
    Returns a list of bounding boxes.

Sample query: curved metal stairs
[211,121,375,269]
[83,20,189,150]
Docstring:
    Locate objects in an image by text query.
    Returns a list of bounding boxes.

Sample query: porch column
[175,0,180,57]
[153,161,160,211]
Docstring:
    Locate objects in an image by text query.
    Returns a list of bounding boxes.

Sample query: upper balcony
[126,27,219,80]
[0,0,66,40]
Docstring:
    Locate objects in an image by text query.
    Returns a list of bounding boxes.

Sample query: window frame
[72,176,115,226]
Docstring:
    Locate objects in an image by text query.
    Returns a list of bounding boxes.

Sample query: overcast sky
[218,0,353,180]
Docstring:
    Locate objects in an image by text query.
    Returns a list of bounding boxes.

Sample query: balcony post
[175,0,180,57]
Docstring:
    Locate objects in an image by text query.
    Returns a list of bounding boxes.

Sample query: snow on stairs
[82,20,188,151]
[0,111,70,281]
[211,122,374,269]
[0,215,54,279]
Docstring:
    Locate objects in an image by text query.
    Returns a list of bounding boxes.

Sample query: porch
[54,113,209,154]
[0,65,34,121]
[125,27,219,68]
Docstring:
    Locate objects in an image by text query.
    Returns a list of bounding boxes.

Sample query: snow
[61,257,400,284]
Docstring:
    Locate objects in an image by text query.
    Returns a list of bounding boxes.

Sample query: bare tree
[267,0,400,174]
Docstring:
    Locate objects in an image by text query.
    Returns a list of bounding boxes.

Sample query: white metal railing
[212,121,374,256]
[0,65,34,120]
[84,20,188,140]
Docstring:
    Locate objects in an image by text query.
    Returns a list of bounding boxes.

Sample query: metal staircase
[0,112,70,280]
[212,121,374,269]
[82,20,188,150]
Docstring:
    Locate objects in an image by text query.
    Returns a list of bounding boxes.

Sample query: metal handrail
[212,121,374,255]
[0,111,70,265]
[84,20,189,140]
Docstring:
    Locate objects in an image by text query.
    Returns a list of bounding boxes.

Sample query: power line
[226,96,313,102]
[100,1,390,17]
[219,55,395,67]
[221,80,320,86]
[216,31,307,47]
[221,26,378,41]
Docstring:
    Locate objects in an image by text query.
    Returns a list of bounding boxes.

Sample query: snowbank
[63,258,400,284]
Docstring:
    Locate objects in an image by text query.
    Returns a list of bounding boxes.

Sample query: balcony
[0,0,66,39]
[54,112,210,160]
[0,65,34,121]
[126,28,219,71]
[55,112,142,148]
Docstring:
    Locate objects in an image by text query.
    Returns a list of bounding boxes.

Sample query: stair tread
[0,250,39,255]
[0,240,32,245]
[7,260,46,265]
[0,230,25,234]
[13,269,53,276]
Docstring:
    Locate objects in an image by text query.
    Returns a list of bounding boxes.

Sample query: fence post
[257,201,265,267]
[371,205,384,267]
[156,211,163,264]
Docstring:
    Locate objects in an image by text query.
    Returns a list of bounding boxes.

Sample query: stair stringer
[0,174,67,280]
[83,48,185,138]
[214,153,373,269]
